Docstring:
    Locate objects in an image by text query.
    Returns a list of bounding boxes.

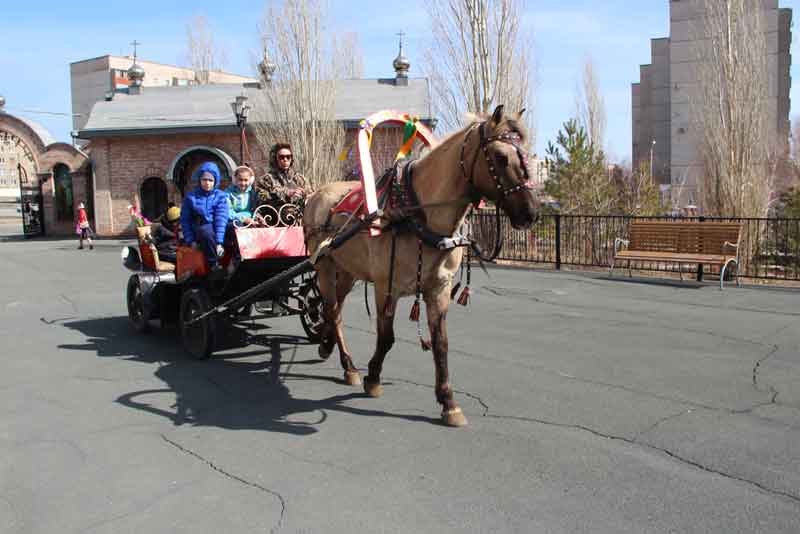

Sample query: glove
[216,244,225,258]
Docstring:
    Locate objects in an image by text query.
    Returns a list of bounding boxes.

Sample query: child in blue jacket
[180,161,230,269]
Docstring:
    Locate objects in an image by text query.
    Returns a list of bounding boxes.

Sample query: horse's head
[464,105,540,229]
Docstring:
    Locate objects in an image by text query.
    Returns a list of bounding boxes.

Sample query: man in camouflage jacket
[254,143,309,213]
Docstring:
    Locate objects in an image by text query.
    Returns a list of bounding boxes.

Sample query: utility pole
[649,138,656,178]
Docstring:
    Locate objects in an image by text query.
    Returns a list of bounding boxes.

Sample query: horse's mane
[418,110,529,161]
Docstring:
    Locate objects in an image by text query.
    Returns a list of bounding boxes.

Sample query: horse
[303,105,539,427]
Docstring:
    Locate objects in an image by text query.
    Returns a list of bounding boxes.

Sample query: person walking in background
[76,202,93,250]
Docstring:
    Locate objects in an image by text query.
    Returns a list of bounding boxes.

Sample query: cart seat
[136,226,176,272]
[235,226,307,260]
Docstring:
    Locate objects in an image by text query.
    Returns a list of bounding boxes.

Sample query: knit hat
[166,206,181,222]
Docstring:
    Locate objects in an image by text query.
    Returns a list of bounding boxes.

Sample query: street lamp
[231,94,250,163]
[649,138,656,178]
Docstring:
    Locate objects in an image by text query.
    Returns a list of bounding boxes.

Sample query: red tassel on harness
[383,295,394,316]
[456,286,471,306]
[450,282,461,300]
[409,299,420,321]
[420,338,432,351]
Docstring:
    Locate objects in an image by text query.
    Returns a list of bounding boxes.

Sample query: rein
[457,121,534,261]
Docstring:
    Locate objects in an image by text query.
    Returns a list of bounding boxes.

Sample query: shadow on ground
[50,315,438,435]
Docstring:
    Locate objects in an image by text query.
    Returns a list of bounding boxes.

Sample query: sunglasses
[277,154,293,160]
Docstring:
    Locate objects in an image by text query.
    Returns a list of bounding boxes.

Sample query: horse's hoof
[344,370,362,386]
[442,407,468,427]
[363,377,383,397]
[318,344,332,360]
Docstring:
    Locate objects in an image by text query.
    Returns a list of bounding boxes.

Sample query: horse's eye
[494,152,509,167]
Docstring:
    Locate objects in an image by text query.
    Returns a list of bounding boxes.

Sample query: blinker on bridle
[459,121,535,202]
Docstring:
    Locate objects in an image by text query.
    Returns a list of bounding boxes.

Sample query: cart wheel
[127,275,151,333]
[299,278,324,343]
[180,287,216,360]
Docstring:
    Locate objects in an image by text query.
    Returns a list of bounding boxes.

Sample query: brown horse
[303,105,539,427]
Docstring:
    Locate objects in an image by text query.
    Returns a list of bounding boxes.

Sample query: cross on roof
[396,31,405,53]
[130,40,141,61]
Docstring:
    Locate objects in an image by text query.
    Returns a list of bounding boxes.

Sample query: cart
[122,219,324,360]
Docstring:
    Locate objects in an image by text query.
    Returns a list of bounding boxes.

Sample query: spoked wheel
[180,287,216,360]
[127,275,151,333]
[299,277,324,343]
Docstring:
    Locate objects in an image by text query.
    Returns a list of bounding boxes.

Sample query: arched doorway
[53,163,73,221]
[140,176,168,222]
[169,147,234,196]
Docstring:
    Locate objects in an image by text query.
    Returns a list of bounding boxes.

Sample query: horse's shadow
[54,316,438,435]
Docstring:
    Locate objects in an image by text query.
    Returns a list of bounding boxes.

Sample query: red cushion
[235,227,307,259]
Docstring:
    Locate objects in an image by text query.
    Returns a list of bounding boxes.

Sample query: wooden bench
[610,221,742,289]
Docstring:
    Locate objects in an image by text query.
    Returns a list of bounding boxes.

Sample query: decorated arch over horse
[357,110,438,218]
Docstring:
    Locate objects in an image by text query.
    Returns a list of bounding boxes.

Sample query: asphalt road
[1,232,800,533]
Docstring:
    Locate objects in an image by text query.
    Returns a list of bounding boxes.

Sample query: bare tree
[575,55,606,150]
[253,0,346,190]
[423,0,536,147]
[690,0,775,217]
[612,161,665,216]
[334,32,364,79]
[185,14,228,84]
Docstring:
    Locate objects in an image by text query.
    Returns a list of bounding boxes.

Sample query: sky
[2,0,800,162]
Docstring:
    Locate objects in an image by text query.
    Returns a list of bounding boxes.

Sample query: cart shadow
[55,316,439,435]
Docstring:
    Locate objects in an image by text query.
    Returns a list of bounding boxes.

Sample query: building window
[140,176,168,222]
[54,164,73,221]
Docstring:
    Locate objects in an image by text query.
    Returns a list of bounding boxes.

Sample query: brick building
[0,99,91,236]
[76,53,435,236]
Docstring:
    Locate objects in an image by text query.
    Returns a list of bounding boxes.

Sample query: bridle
[458,120,535,260]
[459,121,535,202]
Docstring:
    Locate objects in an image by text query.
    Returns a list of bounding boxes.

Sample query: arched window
[140,177,168,222]
[53,164,73,221]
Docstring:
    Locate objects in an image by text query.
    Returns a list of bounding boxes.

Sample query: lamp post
[231,94,250,163]
[649,138,656,178]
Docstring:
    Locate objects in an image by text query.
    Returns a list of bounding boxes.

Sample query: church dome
[128,62,145,84]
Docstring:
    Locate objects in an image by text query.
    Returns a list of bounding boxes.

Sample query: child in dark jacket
[180,162,229,268]
[151,205,182,264]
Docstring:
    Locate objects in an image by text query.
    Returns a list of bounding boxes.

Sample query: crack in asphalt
[385,377,490,416]
[480,285,771,348]
[79,480,195,533]
[161,434,286,533]
[344,322,741,415]
[634,409,694,439]
[752,344,780,390]
[343,319,799,507]
[59,293,78,313]
[482,412,800,506]
[484,274,800,318]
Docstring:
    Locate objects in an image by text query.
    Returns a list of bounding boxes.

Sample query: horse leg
[425,288,468,427]
[315,259,338,360]
[332,271,360,386]
[363,285,397,398]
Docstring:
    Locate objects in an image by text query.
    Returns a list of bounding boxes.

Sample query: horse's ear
[517,108,526,118]
[491,105,505,125]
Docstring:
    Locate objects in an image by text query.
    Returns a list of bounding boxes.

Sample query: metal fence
[467,211,800,281]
